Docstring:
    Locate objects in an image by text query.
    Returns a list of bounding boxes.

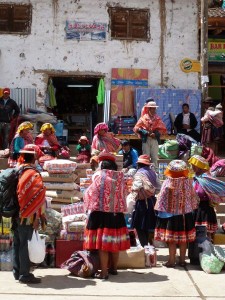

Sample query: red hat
[3,88,10,94]
[98,152,116,162]
[20,144,44,158]
[137,154,151,165]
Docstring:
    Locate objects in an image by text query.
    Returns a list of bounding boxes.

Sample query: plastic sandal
[162,262,176,268]
[109,269,118,275]
[93,273,109,280]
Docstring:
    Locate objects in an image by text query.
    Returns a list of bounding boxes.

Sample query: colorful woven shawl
[35,132,60,151]
[133,113,167,135]
[17,166,46,218]
[194,174,225,204]
[154,177,199,215]
[91,132,120,153]
[84,169,127,213]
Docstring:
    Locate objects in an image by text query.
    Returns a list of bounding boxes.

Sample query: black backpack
[0,166,34,220]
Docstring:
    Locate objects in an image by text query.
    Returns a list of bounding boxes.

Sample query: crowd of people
[1,88,225,283]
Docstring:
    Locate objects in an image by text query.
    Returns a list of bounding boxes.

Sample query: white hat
[145,101,159,108]
[216,103,222,110]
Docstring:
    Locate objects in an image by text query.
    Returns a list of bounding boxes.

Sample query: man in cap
[0,88,20,149]
[12,144,46,284]
[134,100,167,167]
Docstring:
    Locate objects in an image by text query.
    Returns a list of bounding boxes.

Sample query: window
[0,4,31,34]
[109,7,149,41]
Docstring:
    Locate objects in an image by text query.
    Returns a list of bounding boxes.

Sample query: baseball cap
[3,88,10,94]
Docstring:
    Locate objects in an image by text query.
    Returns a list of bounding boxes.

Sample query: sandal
[109,269,118,275]
[162,262,176,268]
[178,261,187,267]
[93,272,109,280]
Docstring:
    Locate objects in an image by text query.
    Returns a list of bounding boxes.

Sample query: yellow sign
[180,58,201,73]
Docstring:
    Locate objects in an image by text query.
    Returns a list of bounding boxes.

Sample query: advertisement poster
[208,38,225,63]
[65,21,107,41]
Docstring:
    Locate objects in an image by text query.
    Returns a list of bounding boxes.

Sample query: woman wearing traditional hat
[129,154,161,247]
[83,152,130,280]
[154,160,199,268]
[133,100,167,167]
[35,123,61,157]
[8,121,34,167]
[91,122,121,155]
[188,155,225,241]
[76,135,91,163]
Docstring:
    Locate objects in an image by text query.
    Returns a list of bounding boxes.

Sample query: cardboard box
[55,239,83,267]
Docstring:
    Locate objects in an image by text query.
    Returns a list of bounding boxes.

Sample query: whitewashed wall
[0,0,199,109]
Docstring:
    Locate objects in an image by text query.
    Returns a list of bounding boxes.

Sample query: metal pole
[200,0,209,101]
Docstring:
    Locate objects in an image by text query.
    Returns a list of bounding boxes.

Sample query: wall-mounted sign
[65,21,107,41]
[208,38,225,63]
[180,58,201,73]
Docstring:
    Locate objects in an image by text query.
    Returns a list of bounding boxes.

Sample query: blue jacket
[118,147,138,169]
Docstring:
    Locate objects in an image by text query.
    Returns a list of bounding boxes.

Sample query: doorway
[50,76,103,144]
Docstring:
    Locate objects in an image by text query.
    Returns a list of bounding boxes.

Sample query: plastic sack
[28,230,46,264]
[199,240,224,274]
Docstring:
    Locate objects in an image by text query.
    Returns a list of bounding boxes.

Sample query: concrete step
[216,203,225,214]
[213,232,225,245]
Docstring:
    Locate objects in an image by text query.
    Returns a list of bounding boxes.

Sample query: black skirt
[154,212,196,244]
[194,201,218,233]
[131,197,157,232]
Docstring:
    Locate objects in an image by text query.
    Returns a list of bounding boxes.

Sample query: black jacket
[174,112,198,133]
[0,97,20,123]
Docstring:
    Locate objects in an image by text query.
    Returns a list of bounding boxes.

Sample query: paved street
[0,248,225,300]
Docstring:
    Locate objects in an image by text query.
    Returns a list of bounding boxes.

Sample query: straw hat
[137,154,151,165]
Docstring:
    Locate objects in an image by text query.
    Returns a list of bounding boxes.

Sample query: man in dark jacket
[174,103,201,142]
[0,88,20,149]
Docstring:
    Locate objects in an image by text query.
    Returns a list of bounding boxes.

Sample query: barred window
[0,4,31,34]
[109,7,149,41]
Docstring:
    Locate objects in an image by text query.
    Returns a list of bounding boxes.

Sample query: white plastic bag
[28,230,46,264]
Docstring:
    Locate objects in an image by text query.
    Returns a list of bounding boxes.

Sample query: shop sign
[65,21,107,41]
[208,38,225,63]
[180,58,201,73]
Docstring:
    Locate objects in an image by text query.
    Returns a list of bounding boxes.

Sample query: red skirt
[154,213,196,244]
[83,211,130,252]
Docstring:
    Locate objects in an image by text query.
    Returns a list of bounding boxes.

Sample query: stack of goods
[39,205,62,268]
[42,159,82,212]
[0,218,13,271]
[55,202,86,267]
[115,154,123,170]
[74,163,91,183]
[79,169,93,194]
[158,162,168,181]
[110,116,136,134]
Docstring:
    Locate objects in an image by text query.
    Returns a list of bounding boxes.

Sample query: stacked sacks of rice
[60,202,86,241]
[42,159,82,211]
[74,162,91,183]
[115,154,123,170]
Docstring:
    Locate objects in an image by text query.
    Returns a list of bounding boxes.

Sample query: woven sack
[117,247,145,269]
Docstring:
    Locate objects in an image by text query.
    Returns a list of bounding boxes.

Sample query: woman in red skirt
[83,152,130,280]
[154,160,199,268]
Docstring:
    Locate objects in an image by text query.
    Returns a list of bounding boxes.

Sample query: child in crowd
[76,136,91,163]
